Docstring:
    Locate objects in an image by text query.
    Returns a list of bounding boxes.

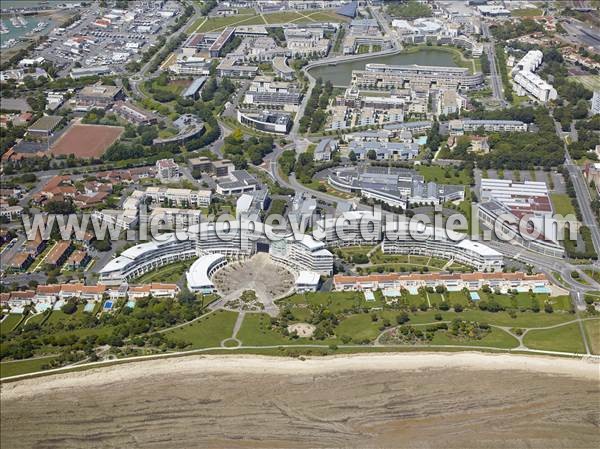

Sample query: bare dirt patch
[50,123,124,158]
[287,322,316,337]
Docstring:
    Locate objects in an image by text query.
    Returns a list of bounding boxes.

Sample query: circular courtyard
[212,253,295,315]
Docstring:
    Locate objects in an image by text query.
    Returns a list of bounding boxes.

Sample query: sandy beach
[2,352,599,448]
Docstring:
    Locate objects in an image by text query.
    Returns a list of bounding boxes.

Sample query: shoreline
[2,351,598,399]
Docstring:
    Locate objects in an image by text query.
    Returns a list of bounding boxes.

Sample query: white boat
[17,16,27,27]
[1,39,17,49]
[0,21,8,35]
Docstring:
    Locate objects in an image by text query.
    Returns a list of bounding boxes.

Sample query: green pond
[308,48,458,86]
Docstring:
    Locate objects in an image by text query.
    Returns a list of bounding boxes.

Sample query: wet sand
[1,353,599,449]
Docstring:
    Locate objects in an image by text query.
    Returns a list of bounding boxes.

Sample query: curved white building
[382,221,503,272]
[186,253,228,294]
[100,221,334,285]
[98,234,197,285]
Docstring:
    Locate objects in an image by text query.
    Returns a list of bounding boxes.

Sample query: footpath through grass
[584,320,600,355]
[523,322,587,353]
[164,310,238,349]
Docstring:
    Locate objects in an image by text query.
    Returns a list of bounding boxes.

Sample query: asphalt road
[481,22,507,107]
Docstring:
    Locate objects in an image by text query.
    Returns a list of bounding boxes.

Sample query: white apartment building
[315,211,383,247]
[156,159,181,181]
[145,186,212,207]
[511,50,557,103]
[381,221,504,272]
[270,235,334,276]
[333,272,551,294]
[169,56,211,76]
[592,91,600,115]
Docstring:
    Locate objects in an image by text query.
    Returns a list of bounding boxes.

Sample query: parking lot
[32,1,183,77]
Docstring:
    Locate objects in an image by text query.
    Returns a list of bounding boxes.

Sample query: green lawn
[267,198,287,216]
[0,356,58,378]
[45,305,88,326]
[165,310,238,349]
[523,322,586,353]
[377,309,575,328]
[289,307,313,322]
[335,314,381,343]
[281,291,385,314]
[416,165,472,185]
[193,14,264,33]
[550,193,577,217]
[238,313,294,346]
[584,319,600,355]
[337,246,372,260]
[191,9,346,33]
[570,75,600,91]
[262,11,309,24]
[303,10,349,23]
[133,260,193,284]
[478,291,572,312]
[584,269,600,283]
[1,314,24,335]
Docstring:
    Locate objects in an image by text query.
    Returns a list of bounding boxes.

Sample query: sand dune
[2,353,599,449]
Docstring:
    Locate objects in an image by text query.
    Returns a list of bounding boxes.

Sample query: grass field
[238,313,301,346]
[191,9,347,33]
[282,291,386,314]
[550,193,577,217]
[584,319,600,355]
[336,246,372,260]
[133,260,193,284]
[1,314,24,335]
[164,310,238,349]
[336,314,382,343]
[570,75,600,91]
[523,322,586,353]
[192,14,264,33]
[0,356,59,378]
[416,165,472,186]
[267,198,287,216]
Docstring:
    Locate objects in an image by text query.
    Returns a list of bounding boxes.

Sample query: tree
[349,150,357,162]
[61,301,77,314]
[178,287,196,304]
[396,312,409,324]
[366,149,377,160]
